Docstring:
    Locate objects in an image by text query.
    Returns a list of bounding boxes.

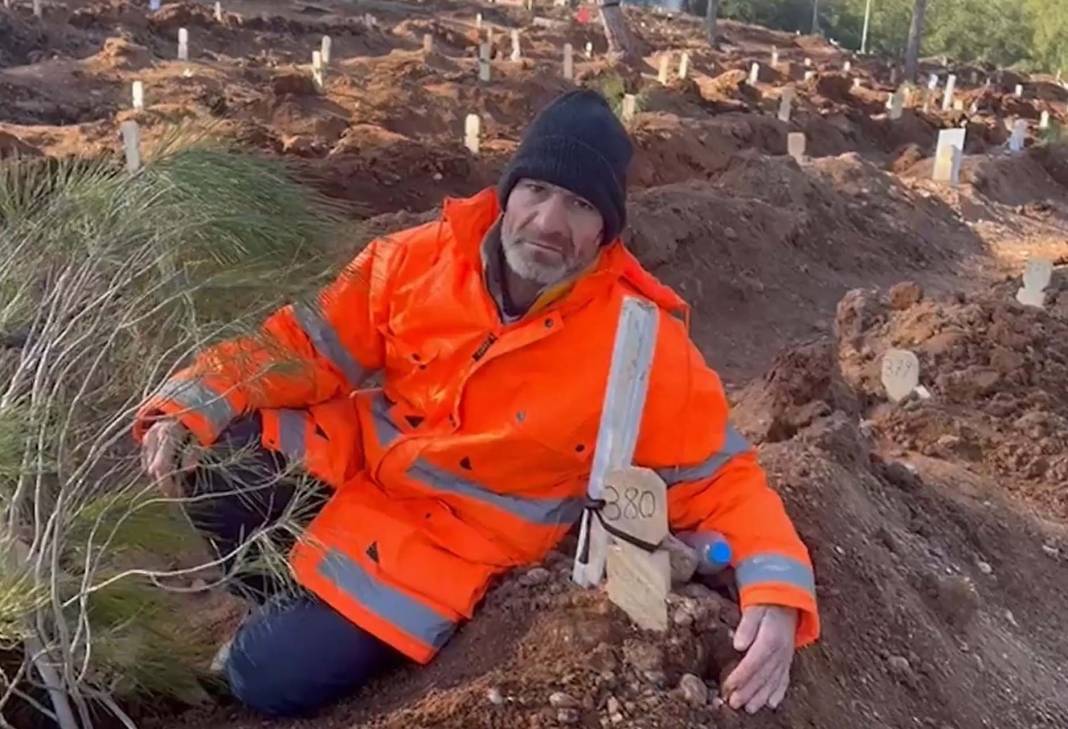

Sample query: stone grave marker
[1009,119,1027,152]
[464,114,480,155]
[1015,258,1053,308]
[214,1,222,21]
[511,30,521,61]
[178,28,189,61]
[423,34,433,53]
[778,87,795,123]
[658,54,669,85]
[1040,111,1051,130]
[678,52,690,80]
[321,35,332,65]
[312,50,324,89]
[942,74,956,111]
[563,43,574,80]
[121,120,141,173]
[933,127,966,185]
[132,80,144,110]
[771,46,779,67]
[748,62,759,86]
[889,87,904,120]
[479,43,491,82]
[622,94,637,124]
[881,349,920,403]
[1015,84,1023,97]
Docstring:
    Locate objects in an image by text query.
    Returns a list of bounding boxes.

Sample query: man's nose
[531,193,570,238]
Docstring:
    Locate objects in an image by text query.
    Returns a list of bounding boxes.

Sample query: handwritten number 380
[603,485,657,520]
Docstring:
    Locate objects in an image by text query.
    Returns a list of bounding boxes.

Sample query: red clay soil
[6,2,1068,728]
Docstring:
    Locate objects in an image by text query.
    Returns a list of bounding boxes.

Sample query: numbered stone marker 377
[881,349,920,403]
[1016,257,1053,308]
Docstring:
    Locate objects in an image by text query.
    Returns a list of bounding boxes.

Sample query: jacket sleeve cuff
[132,378,238,446]
[739,583,821,647]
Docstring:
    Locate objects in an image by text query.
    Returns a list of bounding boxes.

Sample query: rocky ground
[4,0,1068,727]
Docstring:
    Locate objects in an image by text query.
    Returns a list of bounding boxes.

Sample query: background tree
[903,0,926,80]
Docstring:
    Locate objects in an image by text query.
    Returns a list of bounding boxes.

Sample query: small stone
[887,655,912,677]
[519,567,551,586]
[678,673,708,706]
[1041,543,1059,558]
[610,713,624,724]
[487,687,504,705]
[977,561,993,575]
[557,707,581,724]
[622,640,664,673]
[606,697,621,715]
[723,227,738,240]
[549,692,579,709]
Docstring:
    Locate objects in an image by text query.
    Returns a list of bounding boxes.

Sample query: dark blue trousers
[183,416,400,716]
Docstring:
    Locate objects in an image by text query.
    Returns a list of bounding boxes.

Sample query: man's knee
[224,596,399,717]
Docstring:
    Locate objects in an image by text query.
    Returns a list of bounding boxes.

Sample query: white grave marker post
[1010,119,1027,152]
[312,50,324,89]
[423,34,433,53]
[621,94,637,124]
[844,59,852,73]
[787,132,806,162]
[32,0,41,17]
[1041,110,1051,130]
[853,77,861,89]
[658,54,669,85]
[881,349,920,403]
[321,35,332,65]
[604,467,670,631]
[771,46,779,68]
[121,120,141,174]
[149,0,160,9]
[890,66,899,85]
[928,73,939,91]
[586,41,593,58]
[778,87,795,123]
[748,62,760,86]
[476,12,482,28]
[572,298,659,588]
[1015,84,1024,97]
[479,43,491,82]
[563,43,574,80]
[464,114,480,155]
[511,30,521,61]
[933,127,966,185]
[214,1,222,21]
[177,28,189,61]
[1016,258,1053,308]
[889,87,904,120]
[804,70,815,81]
[942,74,956,111]
[804,57,812,67]
[131,80,144,110]
[678,52,690,81]
[953,99,964,111]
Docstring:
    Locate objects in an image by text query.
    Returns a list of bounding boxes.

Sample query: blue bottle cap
[707,540,732,565]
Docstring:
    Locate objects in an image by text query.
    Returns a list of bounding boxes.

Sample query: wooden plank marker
[131,80,144,110]
[214,1,222,21]
[511,29,521,61]
[1016,258,1053,308]
[312,50,324,89]
[621,93,637,125]
[787,132,806,163]
[1040,110,1051,130]
[941,73,956,111]
[1015,84,1023,97]
[881,349,920,403]
[464,113,480,155]
[658,54,669,85]
[423,33,433,54]
[933,127,965,185]
[771,46,779,68]
[778,87,795,123]
[563,42,574,80]
[479,42,491,82]
[748,62,759,86]
[843,59,851,72]
[573,297,659,588]
[678,52,690,81]
[604,467,670,632]
[585,41,593,58]
[321,35,332,65]
[177,28,189,61]
[1009,119,1026,153]
[121,120,141,173]
[889,87,904,120]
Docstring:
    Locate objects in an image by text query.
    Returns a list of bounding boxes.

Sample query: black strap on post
[580,497,662,562]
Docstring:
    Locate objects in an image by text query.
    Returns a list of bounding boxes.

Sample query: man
[137,90,819,717]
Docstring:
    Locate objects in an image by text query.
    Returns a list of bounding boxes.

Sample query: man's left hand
[721,604,798,713]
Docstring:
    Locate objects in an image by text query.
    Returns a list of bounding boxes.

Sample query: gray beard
[501,237,576,286]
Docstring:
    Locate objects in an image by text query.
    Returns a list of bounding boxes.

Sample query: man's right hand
[141,419,197,498]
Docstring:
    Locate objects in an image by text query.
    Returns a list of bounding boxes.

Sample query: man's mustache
[517,230,571,252]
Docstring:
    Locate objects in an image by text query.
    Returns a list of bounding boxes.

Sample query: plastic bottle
[679,531,733,576]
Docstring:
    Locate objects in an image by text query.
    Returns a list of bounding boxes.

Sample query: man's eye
[573,198,594,211]
[525,182,545,193]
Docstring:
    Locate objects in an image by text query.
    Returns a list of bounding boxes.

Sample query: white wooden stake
[787,132,806,162]
[32,0,41,17]
[658,54,669,85]
[312,50,324,89]
[1009,119,1027,152]
[476,12,482,28]
[1015,84,1023,97]
[585,41,593,58]
[131,80,144,110]
[121,120,141,173]
[563,43,574,80]
[804,57,812,67]
[573,298,659,588]
[621,94,637,124]
[748,62,760,86]
[177,28,188,61]
[678,52,690,81]
[933,128,966,184]
[804,70,815,81]
[771,46,779,67]
[479,42,491,82]
[511,29,521,61]
[889,87,904,120]
[843,60,852,72]
[1040,110,1051,130]
[214,1,222,21]
[778,87,795,123]
[149,0,160,9]
[321,35,332,65]
[465,113,480,154]
[942,74,956,111]
[423,34,433,53]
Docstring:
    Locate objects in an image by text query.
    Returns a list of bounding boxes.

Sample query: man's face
[501,178,605,286]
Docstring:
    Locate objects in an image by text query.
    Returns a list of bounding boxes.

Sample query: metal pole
[861,0,873,53]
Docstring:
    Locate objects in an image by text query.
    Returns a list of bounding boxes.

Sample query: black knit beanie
[498,90,632,245]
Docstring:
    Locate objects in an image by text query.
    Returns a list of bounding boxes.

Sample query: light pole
[861,0,873,53]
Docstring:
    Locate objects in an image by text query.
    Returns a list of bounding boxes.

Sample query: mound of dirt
[961,152,1068,207]
[834,278,1068,519]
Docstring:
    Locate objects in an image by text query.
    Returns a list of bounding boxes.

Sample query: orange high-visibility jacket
[135,189,819,663]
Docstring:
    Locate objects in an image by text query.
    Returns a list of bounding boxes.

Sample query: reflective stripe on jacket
[135,188,819,662]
